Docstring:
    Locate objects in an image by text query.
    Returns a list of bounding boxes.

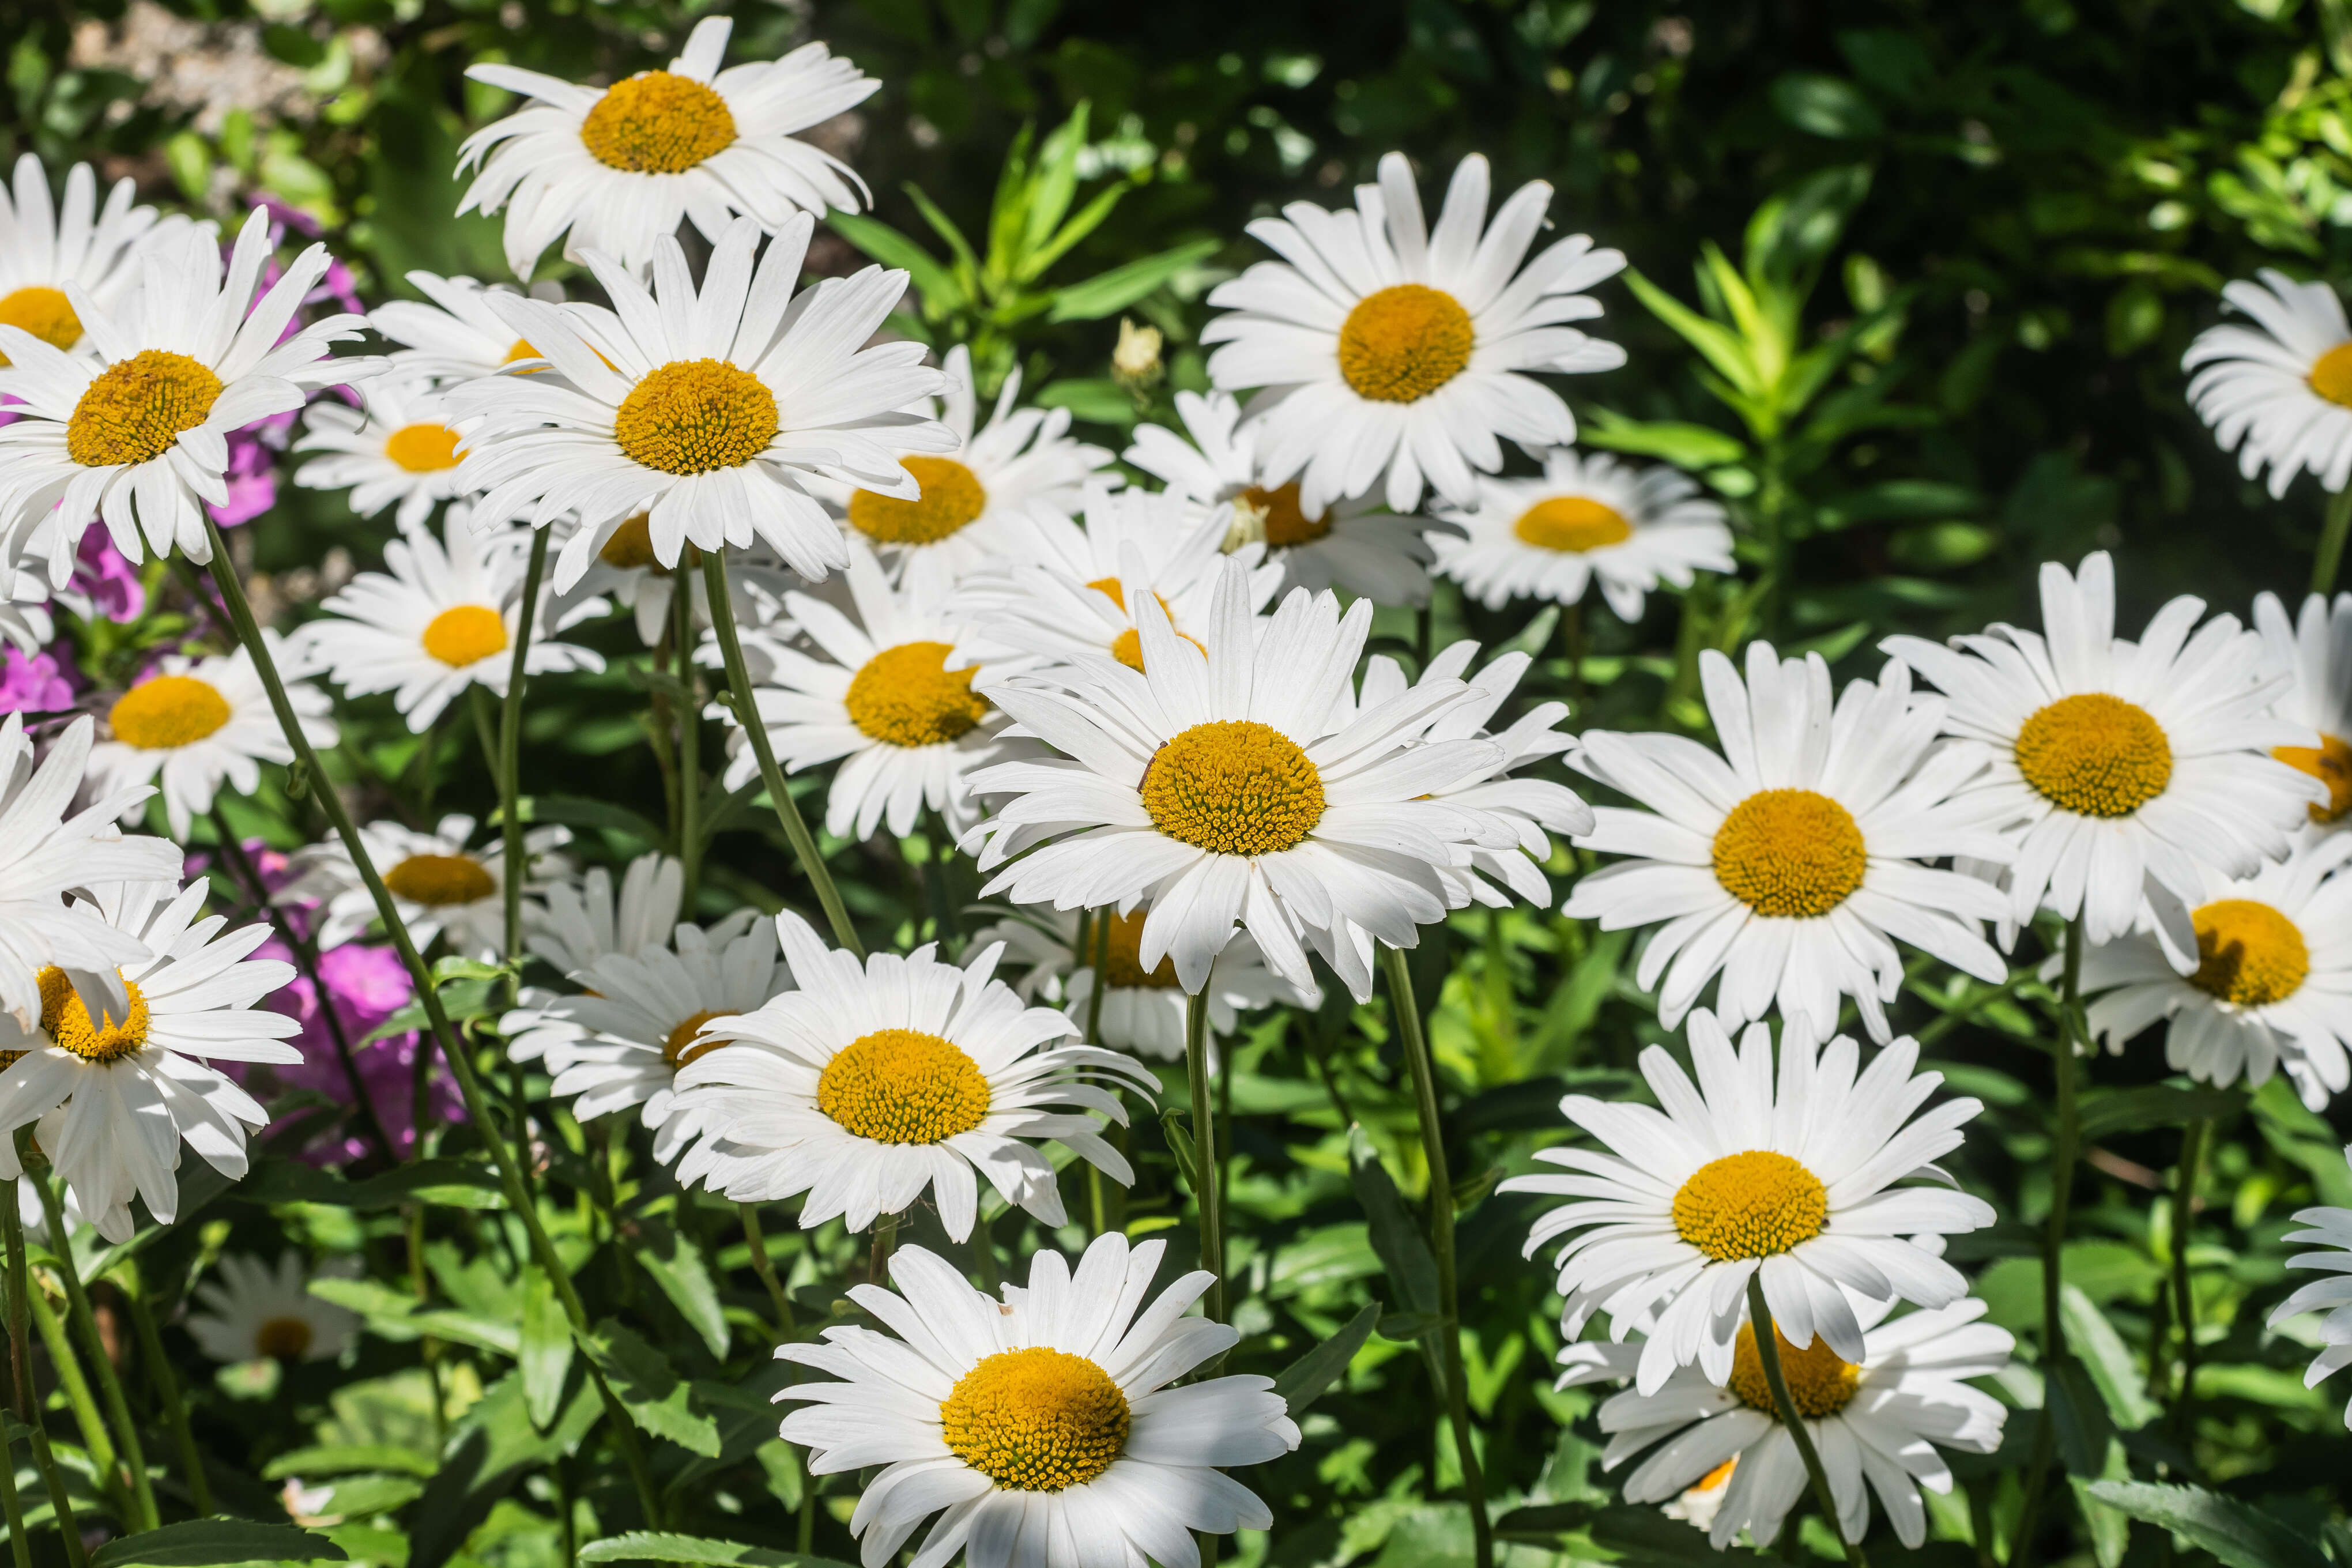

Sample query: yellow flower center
[843,641,990,748]
[1728,1322,1861,1419]
[1085,578,1203,672]
[1672,1149,1829,1261]
[1513,496,1633,553]
[1139,719,1326,857]
[502,337,544,368]
[421,605,509,669]
[255,1316,315,1361]
[383,853,495,907]
[2311,342,2352,408]
[66,349,223,468]
[939,1347,1131,1492]
[598,512,668,574]
[579,71,738,174]
[385,423,462,473]
[0,284,83,361]
[1710,789,1867,918]
[2275,733,2352,823]
[1098,909,1178,990]
[37,967,150,1063]
[109,673,232,749]
[1240,482,1329,548]
[847,456,989,545]
[2014,692,2174,818]
[2188,898,2309,1008]
[1336,283,1475,404]
[613,359,778,476]
[662,1007,735,1069]
[816,1027,992,1144]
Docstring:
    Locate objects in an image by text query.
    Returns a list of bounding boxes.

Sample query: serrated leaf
[1272,1300,1378,1416]
[2085,1481,2332,1568]
[578,1532,851,1567]
[632,1217,730,1359]
[582,1318,722,1456]
[93,1520,349,1567]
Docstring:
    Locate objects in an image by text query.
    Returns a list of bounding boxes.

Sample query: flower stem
[31,1168,157,1531]
[114,1261,213,1515]
[674,574,702,919]
[1744,1275,1868,1568]
[2317,485,2352,596]
[2012,918,2085,1568]
[27,1271,120,1516]
[868,1211,900,1285]
[740,1202,794,1339]
[2,1171,82,1568]
[2167,1117,2208,1454]
[0,1406,29,1568]
[499,528,549,979]
[1183,988,1225,1322]
[699,551,862,956]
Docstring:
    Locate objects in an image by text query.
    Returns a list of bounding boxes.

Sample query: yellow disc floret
[847,456,989,545]
[67,349,223,468]
[2015,692,2174,817]
[2189,898,2309,1008]
[37,967,150,1063]
[1711,789,1868,918]
[1240,482,1330,548]
[2312,342,2352,408]
[385,423,462,473]
[1139,720,1326,856]
[1099,909,1179,990]
[255,1317,315,1361]
[844,641,990,748]
[421,605,509,668]
[2275,733,2352,823]
[939,1347,1131,1492]
[0,285,83,361]
[1514,496,1633,553]
[613,359,778,475]
[598,512,666,572]
[109,673,231,749]
[579,71,738,174]
[662,1007,736,1069]
[816,1027,992,1144]
[1672,1149,1830,1262]
[383,853,495,907]
[1728,1323,1861,1419]
[1337,284,1475,404]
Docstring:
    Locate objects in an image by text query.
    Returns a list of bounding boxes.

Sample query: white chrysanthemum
[672,912,1155,1239]
[1499,1010,1995,1394]
[1884,552,2324,962]
[1567,642,2011,1042]
[1433,447,1735,621]
[292,379,472,530]
[2255,590,2352,830]
[2270,1154,2352,1430]
[0,154,182,362]
[368,271,559,385]
[778,1232,1300,1568]
[524,850,687,979]
[184,1252,357,1364]
[1126,389,1445,606]
[291,510,605,733]
[277,812,571,960]
[1203,151,1626,514]
[2183,271,2352,496]
[0,209,369,585]
[448,216,948,590]
[0,881,299,1243]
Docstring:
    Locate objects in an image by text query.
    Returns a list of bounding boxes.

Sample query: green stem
[674,573,702,920]
[740,1203,794,1338]
[2317,485,2352,596]
[700,551,862,956]
[27,1270,120,1520]
[3,1171,81,1568]
[0,1405,29,1568]
[2167,1118,2208,1455]
[868,1212,900,1285]
[500,528,549,979]
[115,1264,213,1515]
[1746,1275,1868,1568]
[1183,989,1225,1322]
[31,1169,156,1530]
[1562,597,1588,722]
[2012,919,2084,1568]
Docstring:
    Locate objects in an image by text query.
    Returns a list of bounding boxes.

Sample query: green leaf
[1023,182,1130,283]
[1160,1107,1198,1190]
[2059,1286,2159,1430]
[1770,71,1884,139]
[408,1371,601,1568]
[1348,1127,1441,1322]
[1022,103,1090,261]
[632,1218,731,1359]
[519,1269,571,1430]
[1577,409,1748,470]
[2083,1481,2332,1568]
[264,1443,439,1480]
[1619,267,1765,406]
[92,1521,349,1567]
[2077,1085,2241,1143]
[900,183,982,296]
[309,1277,521,1357]
[824,212,963,314]
[235,1155,503,1211]
[1272,1300,1378,1415]
[582,1318,722,1456]
[1047,237,1219,322]
[2045,1358,2114,1477]
[1032,378,1139,427]
[578,1533,852,1567]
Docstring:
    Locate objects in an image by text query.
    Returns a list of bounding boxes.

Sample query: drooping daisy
[0,524,57,658]
[1883,552,2325,961]
[1125,388,1445,605]
[184,1252,358,1364]
[0,209,370,585]
[85,634,336,839]
[2184,270,2352,496]
[459,16,879,280]
[292,378,472,530]
[0,880,300,1243]
[672,911,1156,1239]
[2269,1156,2352,1429]
[2255,590,2352,828]
[276,813,571,960]
[1499,1009,1995,1394]
[1203,151,1626,515]
[291,509,606,733]
[1566,642,2012,1042]
[777,1231,1300,1567]
[523,850,687,979]
[448,215,949,590]
[368,272,556,385]
[1433,447,1735,621]
[0,154,181,363]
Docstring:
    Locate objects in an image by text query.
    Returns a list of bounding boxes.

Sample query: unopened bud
[1111,318,1164,385]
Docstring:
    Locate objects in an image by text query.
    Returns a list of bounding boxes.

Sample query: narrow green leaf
[263,1442,439,1480]
[582,1318,722,1456]
[2077,1085,2242,1142]
[1272,1300,1378,1415]
[1023,103,1091,259]
[1348,1126,1441,1320]
[2084,1481,2332,1568]
[1022,180,1132,284]
[1619,267,1764,402]
[1047,236,1219,321]
[634,1218,731,1359]
[2059,1285,2159,1430]
[519,1269,571,1429]
[93,1521,349,1567]
[578,1532,851,1567]
[2045,1359,2114,1477]
[899,182,982,295]
[823,212,963,313]
[1577,409,1749,470]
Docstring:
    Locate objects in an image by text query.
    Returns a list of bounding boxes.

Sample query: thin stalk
[1084,914,1125,1232]
[27,1287,118,1514]
[2012,919,2084,1568]
[1561,597,1588,721]
[1745,1276,1868,1568]
[1183,990,1225,1321]
[674,571,702,919]
[115,1266,213,1515]
[1379,943,1491,1568]
[868,1212,900,1285]
[2317,484,2352,596]
[0,1409,29,1568]
[499,529,549,978]
[2167,1118,2208,1454]
[700,551,861,956]
[740,1203,794,1337]
[31,1170,156,1531]
[3,1175,84,1568]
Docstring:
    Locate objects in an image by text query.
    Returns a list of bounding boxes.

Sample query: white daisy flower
[2183,270,2352,496]
[1883,551,2325,962]
[0,208,370,585]
[1566,642,2012,1043]
[523,850,689,978]
[276,812,571,960]
[1498,1009,1995,1394]
[552,510,799,648]
[2269,1155,2352,1430]
[368,271,557,385]
[0,523,56,657]
[448,215,949,590]
[672,911,1155,1240]
[292,378,472,530]
[0,154,183,363]
[2255,590,2352,828]
[0,881,300,1243]
[184,1252,358,1364]
[1432,447,1735,621]
[777,1231,1300,1567]
[1203,150,1626,515]
[292,509,606,733]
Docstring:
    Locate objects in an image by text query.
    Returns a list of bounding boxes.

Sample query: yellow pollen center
[421,604,509,668]
[579,71,738,174]
[1139,719,1326,857]
[1728,1323,1860,1419]
[2275,733,2352,823]
[1672,1149,1829,1261]
[598,512,668,574]
[1098,910,1178,990]
[1337,283,1475,404]
[385,423,462,473]
[847,456,989,545]
[1085,579,1203,671]
[662,1007,735,1069]
[843,641,989,748]
[2312,342,2352,408]
[502,338,544,368]
[1241,482,1329,547]
[1513,495,1633,553]
[939,1347,1130,1492]
[613,359,778,476]
[36,967,150,1062]
[2015,692,2174,818]
[383,853,495,907]
[816,1027,992,1144]
[1711,789,1867,918]
[2188,898,2309,1008]
[66,349,223,468]
[0,285,82,361]
[255,1317,315,1361]
[109,673,232,749]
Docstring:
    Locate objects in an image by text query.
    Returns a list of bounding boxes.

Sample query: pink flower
[71,531,144,623]
[0,647,76,711]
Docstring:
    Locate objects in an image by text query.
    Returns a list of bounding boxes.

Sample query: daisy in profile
[450,216,948,589]
[0,209,370,585]
[2255,590,2352,827]
[0,154,180,362]
[277,813,571,959]
[368,272,556,384]
[2184,271,2352,496]
[1126,388,1445,605]
[778,1232,1299,1566]
[85,634,336,838]
[523,851,688,979]
[1567,642,2012,1042]
[1884,552,2324,960]
[292,379,471,530]
[184,1253,358,1364]
[1433,447,1735,621]
[292,509,605,733]
[1499,1010,1995,1394]
[673,911,1155,1239]
[0,881,300,1243]
[1204,151,1626,514]
[0,533,56,658]
[2270,1154,2352,1429]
